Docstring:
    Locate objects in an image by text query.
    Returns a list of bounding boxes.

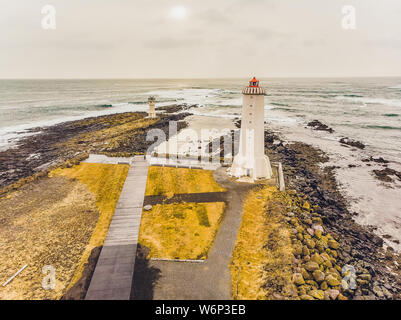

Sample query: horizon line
[1,75,401,80]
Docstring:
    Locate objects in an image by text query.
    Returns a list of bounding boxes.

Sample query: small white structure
[148,96,156,118]
[230,77,273,181]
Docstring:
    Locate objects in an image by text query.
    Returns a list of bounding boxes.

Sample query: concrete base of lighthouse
[230,154,273,182]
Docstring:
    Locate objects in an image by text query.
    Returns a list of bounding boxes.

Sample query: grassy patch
[145,167,226,197]
[138,202,225,260]
[50,163,129,289]
[230,186,296,300]
[0,163,128,300]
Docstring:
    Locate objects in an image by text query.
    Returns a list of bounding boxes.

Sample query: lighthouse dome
[242,77,266,95]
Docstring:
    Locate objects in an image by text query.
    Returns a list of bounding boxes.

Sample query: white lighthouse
[230,77,273,181]
[148,96,156,118]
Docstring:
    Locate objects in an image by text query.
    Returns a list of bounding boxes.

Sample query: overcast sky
[1,0,401,78]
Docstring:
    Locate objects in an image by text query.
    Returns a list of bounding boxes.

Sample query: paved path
[85,156,149,300]
[84,154,134,165]
[132,167,255,300]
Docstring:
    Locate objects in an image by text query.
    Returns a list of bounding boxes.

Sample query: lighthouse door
[246,169,250,177]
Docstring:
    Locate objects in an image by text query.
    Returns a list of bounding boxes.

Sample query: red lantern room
[249,77,259,87]
[243,77,265,95]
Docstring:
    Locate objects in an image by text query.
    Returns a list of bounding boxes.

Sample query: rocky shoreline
[264,129,401,300]
[0,106,191,196]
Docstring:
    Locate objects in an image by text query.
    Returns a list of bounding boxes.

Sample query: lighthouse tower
[148,96,156,118]
[230,77,272,181]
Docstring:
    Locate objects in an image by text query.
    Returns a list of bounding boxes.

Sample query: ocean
[1,78,401,158]
[0,78,401,248]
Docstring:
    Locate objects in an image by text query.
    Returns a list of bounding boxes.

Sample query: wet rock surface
[265,129,401,300]
[372,168,401,183]
[362,156,389,164]
[307,120,334,133]
[339,137,366,149]
[156,104,196,114]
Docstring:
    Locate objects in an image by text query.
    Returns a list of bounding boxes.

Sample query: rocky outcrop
[362,156,389,164]
[307,120,334,133]
[339,137,365,149]
[372,168,401,183]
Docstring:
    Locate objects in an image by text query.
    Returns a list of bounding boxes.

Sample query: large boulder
[326,274,340,287]
[327,289,340,300]
[304,261,319,272]
[309,289,325,300]
[301,268,312,280]
[313,270,325,283]
[293,273,305,286]
[305,239,316,249]
[328,239,339,250]
[311,253,324,265]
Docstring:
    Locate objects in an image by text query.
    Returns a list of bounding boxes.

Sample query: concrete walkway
[132,167,255,300]
[83,154,134,165]
[85,156,149,300]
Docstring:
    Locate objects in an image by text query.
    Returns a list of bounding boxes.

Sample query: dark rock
[372,168,401,183]
[307,120,334,133]
[339,137,365,149]
[362,156,389,164]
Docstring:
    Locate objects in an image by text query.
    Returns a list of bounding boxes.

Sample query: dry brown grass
[0,163,128,300]
[0,177,98,300]
[50,163,129,289]
[138,202,225,260]
[145,167,226,197]
[230,186,296,300]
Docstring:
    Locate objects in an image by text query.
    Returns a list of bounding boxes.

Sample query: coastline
[0,106,400,300]
[265,118,401,251]
[0,106,191,194]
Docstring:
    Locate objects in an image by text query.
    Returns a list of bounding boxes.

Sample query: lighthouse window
[250,105,253,107]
